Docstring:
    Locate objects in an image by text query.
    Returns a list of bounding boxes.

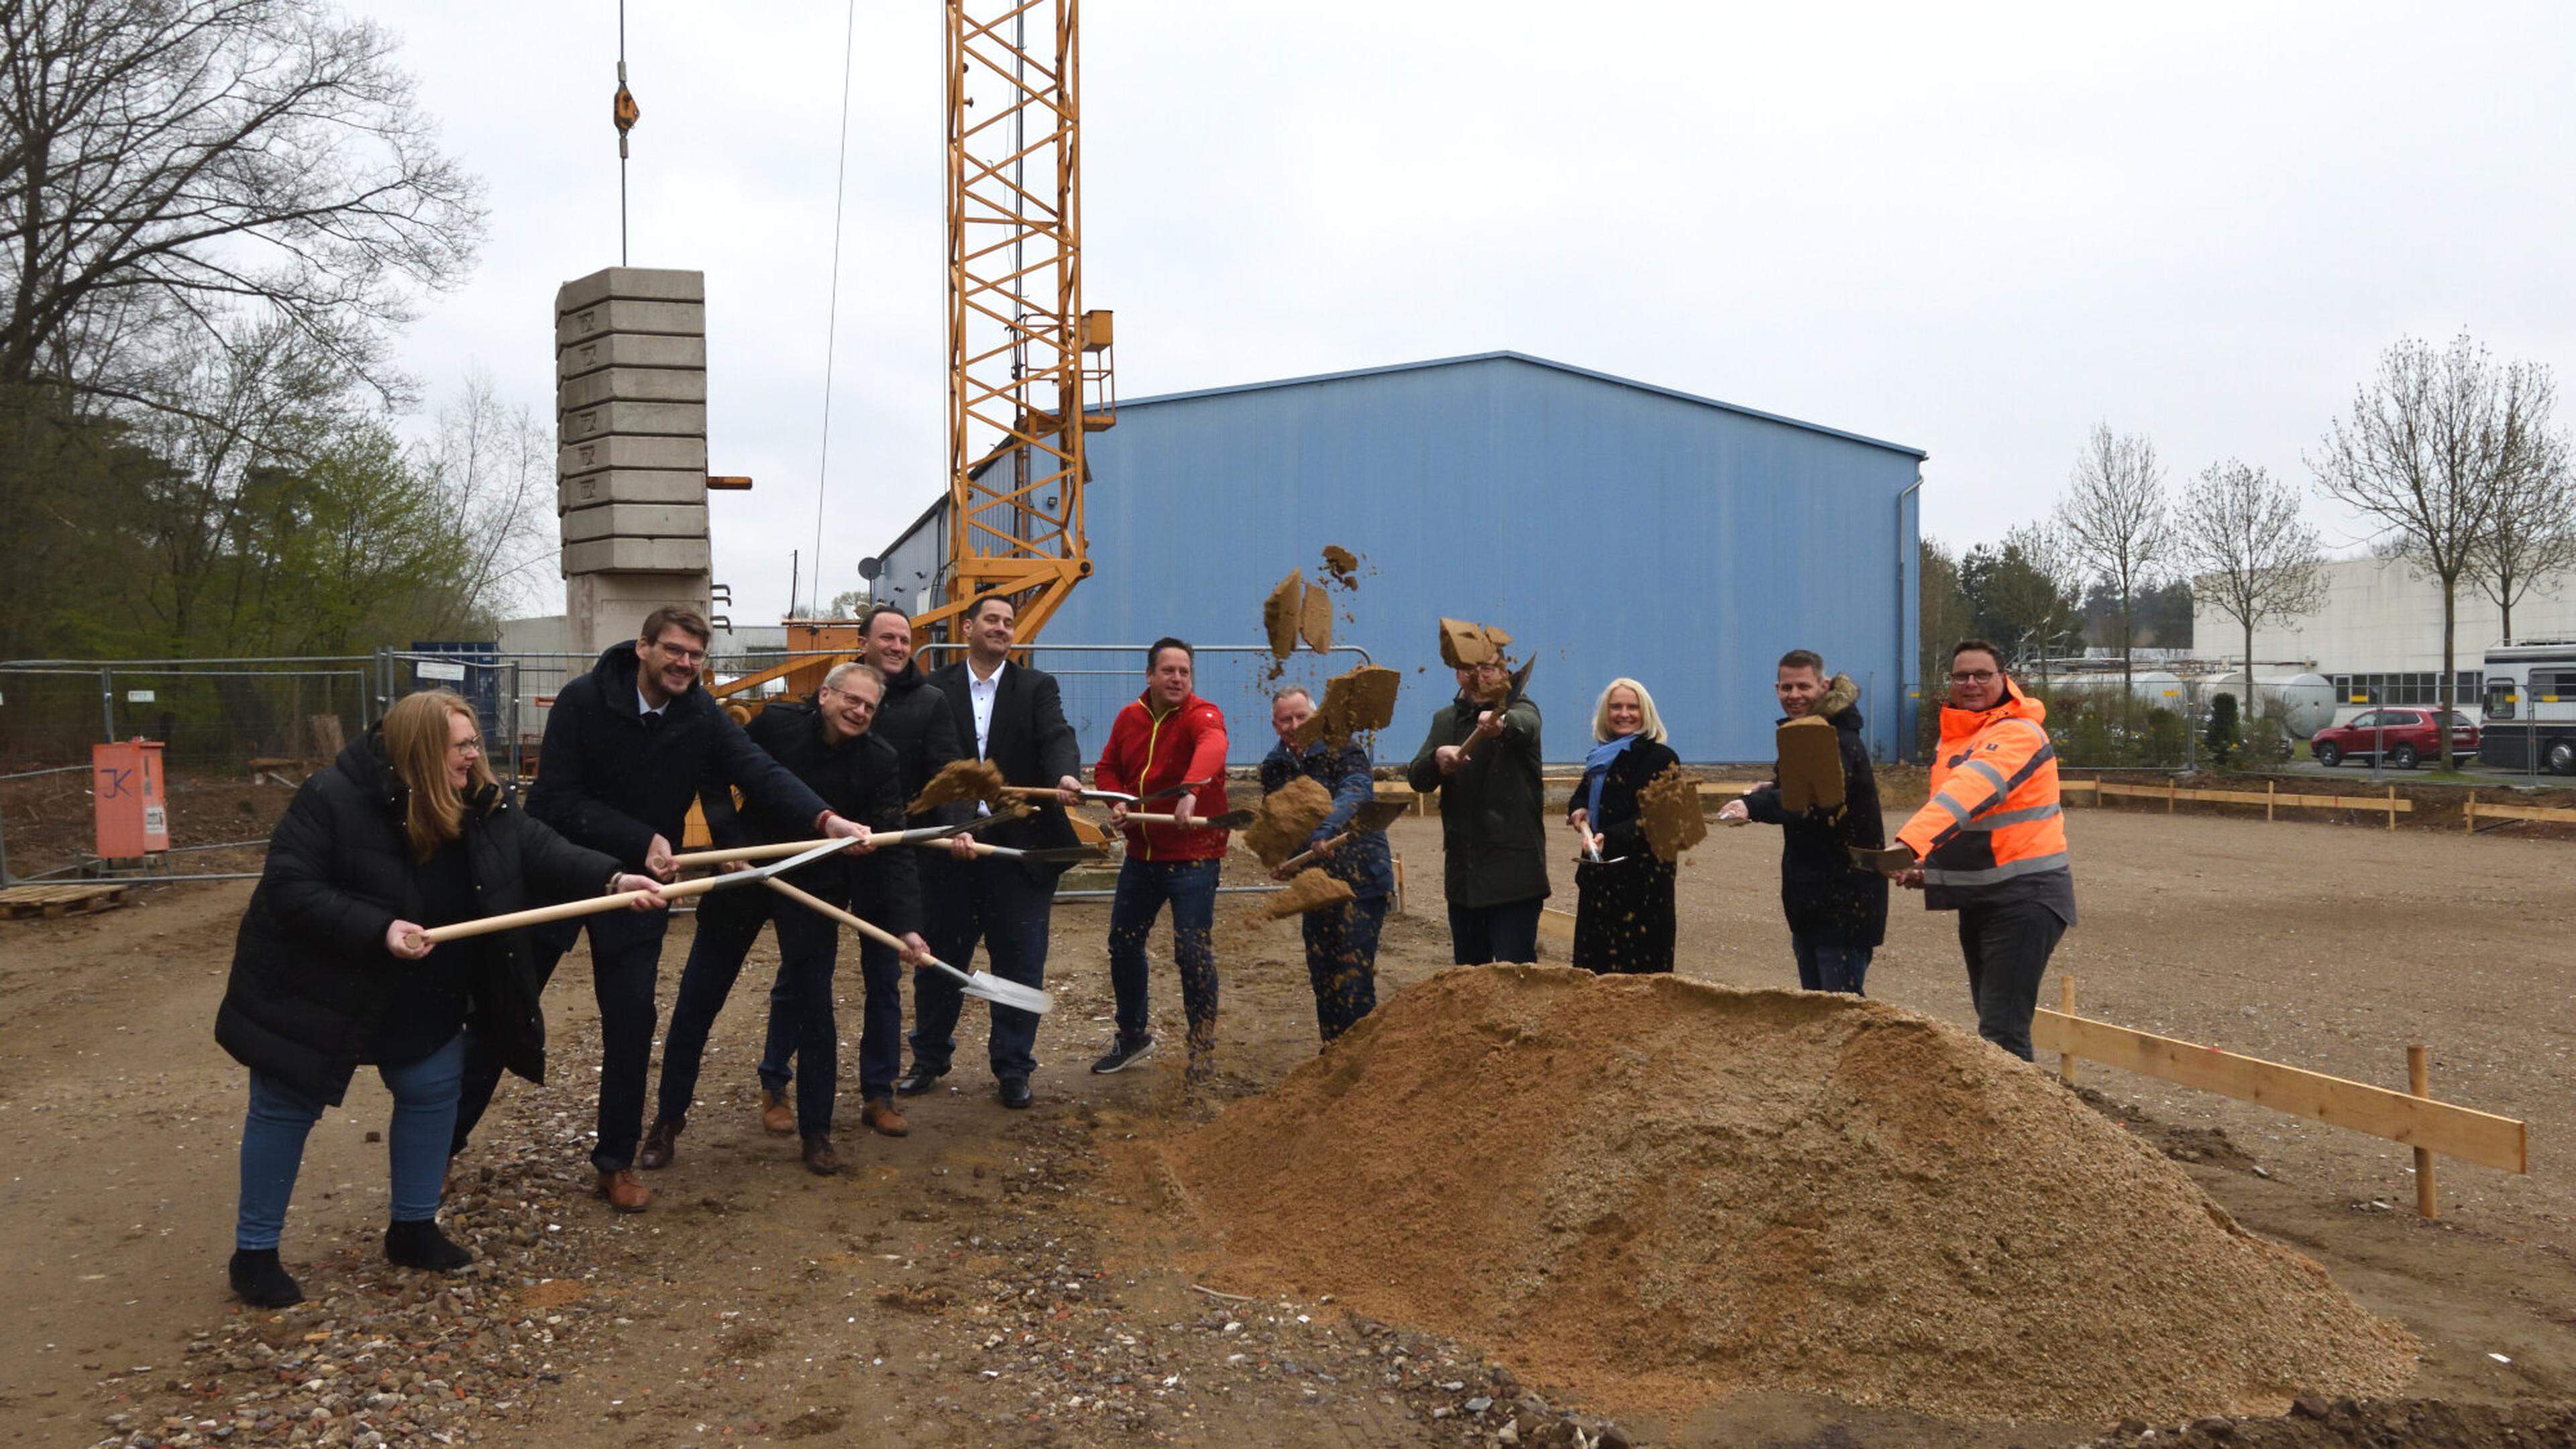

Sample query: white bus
[2479,640,2576,775]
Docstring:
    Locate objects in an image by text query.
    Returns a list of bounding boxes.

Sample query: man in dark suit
[900,594,1084,1109]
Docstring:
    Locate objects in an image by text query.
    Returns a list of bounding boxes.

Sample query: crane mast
[931,0,1114,642]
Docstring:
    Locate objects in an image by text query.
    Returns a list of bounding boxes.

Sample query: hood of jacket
[1815,673,1865,734]
[1938,676,2046,744]
[883,658,932,696]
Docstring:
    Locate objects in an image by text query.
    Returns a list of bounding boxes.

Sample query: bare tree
[414,369,556,627]
[2311,333,2556,755]
[2178,460,2327,724]
[1992,519,2086,685]
[0,0,486,410]
[2471,417,2573,643]
[2057,423,2172,698]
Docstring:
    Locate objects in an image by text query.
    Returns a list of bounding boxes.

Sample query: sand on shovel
[1264,570,1305,658]
[1320,544,1360,586]
[1637,763,1708,863]
[1260,867,1354,920]
[1162,966,2419,1425]
[909,757,1008,815]
[1241,775,1333,867]
[1291,664,1403,749]
[1777,716,1846,813]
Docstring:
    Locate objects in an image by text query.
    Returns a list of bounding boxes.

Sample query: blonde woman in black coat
[1566,678,1682,973]
[215,691,663,1307]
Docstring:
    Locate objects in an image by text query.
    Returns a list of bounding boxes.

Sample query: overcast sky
[355,1,2576,623]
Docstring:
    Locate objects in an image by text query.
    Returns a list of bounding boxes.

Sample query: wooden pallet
[0,881,131,920]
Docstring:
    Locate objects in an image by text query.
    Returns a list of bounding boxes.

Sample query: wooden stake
[2167,777,2177,814]
[2409,1043,2437,1219]
[2267,777,2275,822]
[2388,784,2399,832]
[2465,791,2476,834]
[2057,974,2078,1087]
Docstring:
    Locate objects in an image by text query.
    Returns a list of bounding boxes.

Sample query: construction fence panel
[0,663,373,775]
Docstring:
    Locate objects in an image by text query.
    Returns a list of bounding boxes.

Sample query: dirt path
[5,803,2571,1447]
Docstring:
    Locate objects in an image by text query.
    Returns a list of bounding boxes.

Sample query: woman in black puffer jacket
[215,690,662,1307]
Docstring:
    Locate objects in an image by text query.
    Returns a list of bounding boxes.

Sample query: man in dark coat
[449,606,868,1213]
[1406,657,1548,964]
[1260,687,1395,1041]
[752,604,965,1140]
[647,662,926,1177]
[900,594,1084,1110]
[1722,651,1888,993]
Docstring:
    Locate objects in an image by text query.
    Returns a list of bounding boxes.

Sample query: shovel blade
[963,973,1053,1014]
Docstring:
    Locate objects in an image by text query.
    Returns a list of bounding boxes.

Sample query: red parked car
[2310,708,2479,769]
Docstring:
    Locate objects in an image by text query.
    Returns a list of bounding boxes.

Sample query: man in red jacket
[1091,637,1230,1081]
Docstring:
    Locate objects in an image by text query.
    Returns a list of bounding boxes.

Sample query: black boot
[384,1218,474,1273]
[228,1248,304,1307]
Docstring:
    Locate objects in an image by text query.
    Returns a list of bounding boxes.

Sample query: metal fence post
[99,667,115,743]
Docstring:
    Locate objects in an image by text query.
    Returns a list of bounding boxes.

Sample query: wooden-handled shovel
[1000,777,1209,808]
[1114,808,1254,830]
[1455,659,1538,761]
[1271,799,1409,873]
[904,839,1108,865]
[667,821,974,872]
[763,877,1053,1014]
[415,837,856,947]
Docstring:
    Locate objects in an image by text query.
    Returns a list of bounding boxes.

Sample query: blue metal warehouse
[871,352,1925,764]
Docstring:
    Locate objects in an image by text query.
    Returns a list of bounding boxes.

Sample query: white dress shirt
[967,659,1006,815]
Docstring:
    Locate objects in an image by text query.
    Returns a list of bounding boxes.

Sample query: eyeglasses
[1948,670,2000,684]
[822,686,877,708]
[450,737,484,754]
[651,639,706,664]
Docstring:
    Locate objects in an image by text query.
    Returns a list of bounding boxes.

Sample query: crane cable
[809,0,859,617]
[612,1,639,264]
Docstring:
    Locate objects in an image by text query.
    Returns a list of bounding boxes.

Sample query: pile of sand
[1638,763,1707,862]
[1163,967,2417,1425]
[1261,867,1354,919]
[1242,776,1333,867]
[909,757,1006,814]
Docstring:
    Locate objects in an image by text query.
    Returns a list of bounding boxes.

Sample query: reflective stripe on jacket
[1894,681,2069,900]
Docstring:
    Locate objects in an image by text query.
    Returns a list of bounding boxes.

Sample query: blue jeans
[1107,857,1220,1047]
[914,859,1056,1080]
[1792,933,1873,995]
[764,935,904,1101]
[661,889,841,1137]
[1303,894,1387,1041]
[237,1033,464,1251]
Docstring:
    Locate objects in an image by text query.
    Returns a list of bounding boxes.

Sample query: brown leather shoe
[759,1088,795,1135]
[596,1167,652,1213]
[859,1095,909,1138]
[800,1134,843,1177]
[637,1118,680,1170]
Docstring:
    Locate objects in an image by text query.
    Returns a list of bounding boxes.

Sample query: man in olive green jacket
[1407,658,1548,963]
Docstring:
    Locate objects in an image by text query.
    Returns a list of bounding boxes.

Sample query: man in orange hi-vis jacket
[1888,639,2076,1061]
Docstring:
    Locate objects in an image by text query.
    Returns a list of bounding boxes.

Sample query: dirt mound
[910,757,1006,814]
[1242,775,1333,867]
[1261,867,1354,919]
[1163,967,2417,1425]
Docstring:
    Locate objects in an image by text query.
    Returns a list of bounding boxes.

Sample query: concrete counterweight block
[557,332,707,379]
[554,267,707,313]
[561,503,710,543]
[558,468,709,515]
[555,299,707,349]
[559,367,710,409]
[559,400,709,441]
[559,434,708,478]
[561,537,712,576]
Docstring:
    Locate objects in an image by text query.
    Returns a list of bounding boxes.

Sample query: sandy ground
[3,802,2571,1447]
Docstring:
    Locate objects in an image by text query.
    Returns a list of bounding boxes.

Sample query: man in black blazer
[902,594,1084,1108]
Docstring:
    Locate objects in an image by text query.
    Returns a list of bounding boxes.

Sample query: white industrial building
[2191,555,2576,722]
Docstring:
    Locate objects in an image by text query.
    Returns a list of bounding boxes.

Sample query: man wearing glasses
[451,607,871,1213]
[1882,638,2076,1061]
[646,661,929,1178]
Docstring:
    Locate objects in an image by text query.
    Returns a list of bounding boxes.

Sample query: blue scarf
[1580,733,1642,825]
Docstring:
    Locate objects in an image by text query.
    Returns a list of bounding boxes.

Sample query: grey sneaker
[1089,1035,1155,1074]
